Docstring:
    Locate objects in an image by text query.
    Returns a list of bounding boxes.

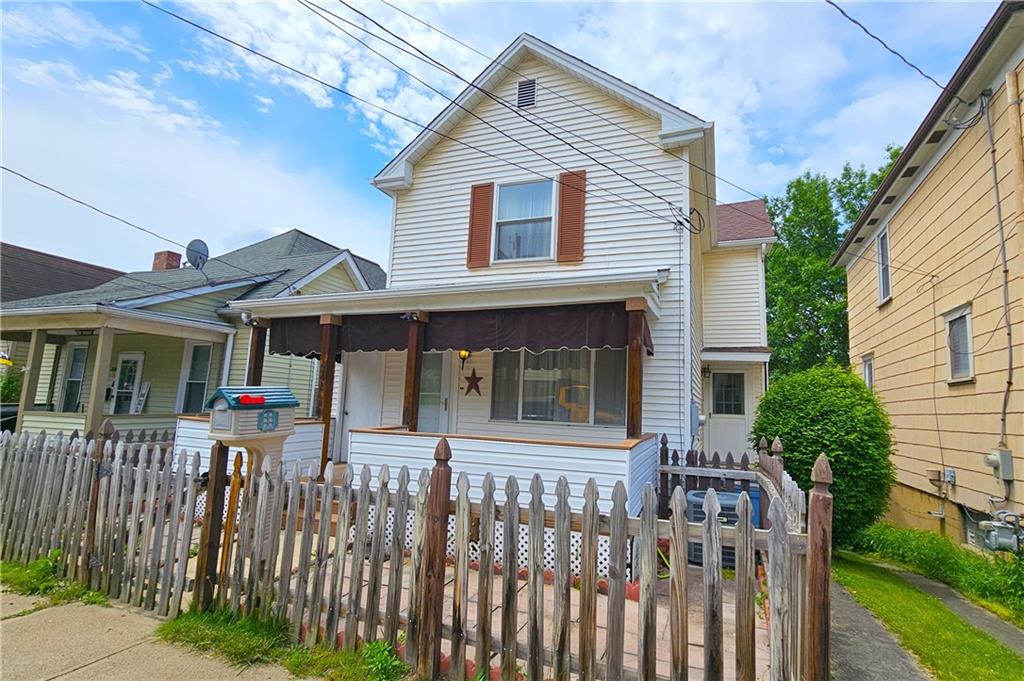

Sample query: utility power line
[141,0,690,228]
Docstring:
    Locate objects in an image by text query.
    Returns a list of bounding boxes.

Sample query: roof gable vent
[517,79,536,108]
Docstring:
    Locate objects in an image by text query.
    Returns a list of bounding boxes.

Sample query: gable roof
[833,1,1024,266]
[715,200,776,242]
[5,229,386,316]
[372,33,710,192]
[1,242,123,302]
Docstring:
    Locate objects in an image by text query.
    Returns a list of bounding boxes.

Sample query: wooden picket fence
[0,422,202,618]
[196,435,834,681]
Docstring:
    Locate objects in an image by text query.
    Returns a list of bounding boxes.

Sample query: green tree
[765,145,900,377]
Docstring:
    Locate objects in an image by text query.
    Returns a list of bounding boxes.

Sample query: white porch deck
[347,428,659,514]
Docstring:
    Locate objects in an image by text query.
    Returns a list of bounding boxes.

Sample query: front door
[110,353,144,415]
[707,371,748,455]
[417,351,451,433]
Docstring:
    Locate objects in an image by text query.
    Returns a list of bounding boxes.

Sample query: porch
[2,305,235,437]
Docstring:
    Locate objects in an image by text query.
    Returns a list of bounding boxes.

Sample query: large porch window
[60,342,89,412]
[490,348,626,426]
[179,341,213,414]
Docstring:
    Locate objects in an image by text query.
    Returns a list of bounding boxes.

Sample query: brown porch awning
[269,302,653,360]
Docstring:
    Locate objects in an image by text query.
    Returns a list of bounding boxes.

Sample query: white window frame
[943,304,974,384]
[176,341,214,413]
[489,348,625,427]
[490,178,558,264]
[110,352,145,415]
[862,354,874,390]
[876,227,892,304]
[59,341,90,413]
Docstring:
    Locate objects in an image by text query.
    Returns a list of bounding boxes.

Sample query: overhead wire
[140,0,686,229]
[299,0,689,230]
[375,0,769,205]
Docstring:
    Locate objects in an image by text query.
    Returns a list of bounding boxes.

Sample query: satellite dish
[186,239,209,271]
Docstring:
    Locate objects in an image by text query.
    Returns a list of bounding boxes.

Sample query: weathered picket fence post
[82,418,115,584]
[658,434,670,517]
[417,437,452,680]
[195,441,230,610]
[803,454,834,681]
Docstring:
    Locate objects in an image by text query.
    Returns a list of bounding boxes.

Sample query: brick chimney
[152,250,182,271]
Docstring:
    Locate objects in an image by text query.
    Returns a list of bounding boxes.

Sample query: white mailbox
[206,386,299,473]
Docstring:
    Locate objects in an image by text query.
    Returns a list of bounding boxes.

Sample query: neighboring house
[2,230,385,468]
[231,34,773,509]
[0,242,124,375]
[833,2,1024,541]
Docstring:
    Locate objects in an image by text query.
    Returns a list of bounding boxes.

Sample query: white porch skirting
[347,429,659,515]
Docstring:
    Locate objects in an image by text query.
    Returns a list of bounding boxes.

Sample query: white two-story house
[234,34,773,508]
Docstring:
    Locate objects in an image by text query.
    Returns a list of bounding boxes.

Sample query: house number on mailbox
[257,409,279,433]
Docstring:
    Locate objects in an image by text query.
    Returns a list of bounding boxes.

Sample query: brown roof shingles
[1,243,123,303]
[715,199,775,242]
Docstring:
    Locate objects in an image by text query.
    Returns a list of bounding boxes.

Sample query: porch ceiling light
[458,349,472,369]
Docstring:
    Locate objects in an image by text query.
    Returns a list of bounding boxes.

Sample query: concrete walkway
[830,583,930,681]
[0,598,290,681]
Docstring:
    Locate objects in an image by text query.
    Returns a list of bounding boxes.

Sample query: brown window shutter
[557,170,586,263]
[467,182,494,269]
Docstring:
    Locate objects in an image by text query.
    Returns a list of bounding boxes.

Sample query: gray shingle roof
[4,230,386,316]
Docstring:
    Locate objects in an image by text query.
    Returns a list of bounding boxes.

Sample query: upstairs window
[517,79,536,107]
[494,180,553,261]
[944,305,974,382]
[876,228,891,303]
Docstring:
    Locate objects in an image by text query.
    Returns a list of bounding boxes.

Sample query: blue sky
[1,1,998,272]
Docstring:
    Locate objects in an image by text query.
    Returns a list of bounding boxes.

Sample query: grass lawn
[156,609,408,680]
[833,552,1024,681]
[0,551,110,619]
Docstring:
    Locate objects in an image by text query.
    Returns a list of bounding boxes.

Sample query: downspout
[220,331,235,386]
[981,89,1015,505]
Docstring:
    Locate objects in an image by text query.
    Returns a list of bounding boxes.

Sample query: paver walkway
[0,597,290,681]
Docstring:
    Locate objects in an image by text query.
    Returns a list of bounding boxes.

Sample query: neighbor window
[862,355,874,390]
[490,348,625,426]
[60,343,89,412]
[944,305,974,382]
[494,180,554,261]
[876,228,891,303]
[179,342,213,413]
[712,373,744,415]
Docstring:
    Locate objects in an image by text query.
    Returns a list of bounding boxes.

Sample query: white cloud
[254,94,275,113]
[1,3,149,60]
[2,62,391,271]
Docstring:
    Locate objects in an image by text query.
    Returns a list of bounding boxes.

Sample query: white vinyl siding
[387,55,693,451]
[702,246,766,347]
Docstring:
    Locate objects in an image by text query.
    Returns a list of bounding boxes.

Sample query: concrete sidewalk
[0,598,290,681]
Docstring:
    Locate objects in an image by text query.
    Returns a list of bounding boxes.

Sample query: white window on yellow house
[876,228,891,303]
[943,304,974,383]
[862,355,874,390]
[490,348,625,426]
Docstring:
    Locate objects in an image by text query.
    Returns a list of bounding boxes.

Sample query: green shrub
[0,369,22,404]
[751,364,894,546]
[856,523,1024,625]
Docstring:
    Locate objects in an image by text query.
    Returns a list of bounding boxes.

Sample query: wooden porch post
[317,314,342,478]
[245,319,269,386]
[84,327,115,436]
[15,329,46,431]
[626,298,646,439]
[401,312,429,432]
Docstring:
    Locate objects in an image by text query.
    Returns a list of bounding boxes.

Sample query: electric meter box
[206,387,299,442]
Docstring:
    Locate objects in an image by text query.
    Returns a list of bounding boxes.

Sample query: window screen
[948,315,971,379]
[712,373,744,415]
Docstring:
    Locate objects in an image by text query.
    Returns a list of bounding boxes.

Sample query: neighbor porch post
[626,297,646,439]
[317,314,342,478]
[401,311,429,432]
[245,319,269,386]
[84,326,115,436]
[15,329,46,431]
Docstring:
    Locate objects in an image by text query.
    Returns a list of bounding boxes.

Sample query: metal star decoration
[464,368,483,396]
